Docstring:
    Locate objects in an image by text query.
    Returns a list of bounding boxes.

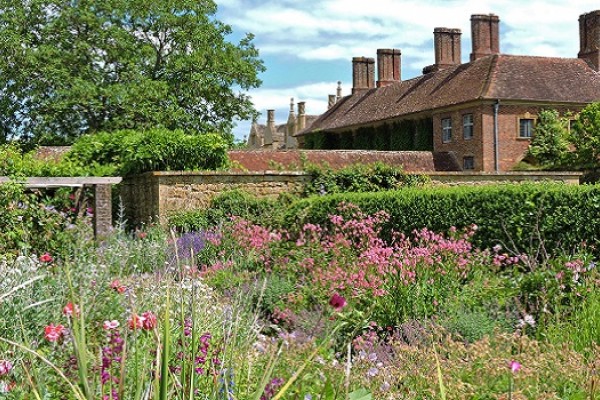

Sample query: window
[463,114,474,139]
[519,118,534,138]
[442,118,452,143]
[463,156,475,170]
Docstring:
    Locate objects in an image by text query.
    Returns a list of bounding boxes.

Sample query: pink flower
[0,360,12,376]
[110,279,126,294]
[141,311,157,330]
[103,320,120,330]
[329,293,347,311]
[63,302,80,317]
[39,253,53,263]
[128,313,146,330]
[44,324,65,342]
[510,360,521,373]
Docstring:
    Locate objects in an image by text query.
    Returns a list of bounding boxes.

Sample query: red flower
[63,302,80,317]
[39,253,53,263]
[110,279,126,294]
[329,293,347,311]
[141,311,157,330]
[128,313,146,330]
[44,324,65,342]
[137,231,147,239]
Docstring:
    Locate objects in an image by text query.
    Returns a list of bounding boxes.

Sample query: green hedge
[283,184,600,254]
[67,129,229,176]
[303,118,433,151]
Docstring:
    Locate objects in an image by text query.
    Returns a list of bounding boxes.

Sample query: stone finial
[289,97,295,113]
[336,81,342,100]
[328,94,336,109]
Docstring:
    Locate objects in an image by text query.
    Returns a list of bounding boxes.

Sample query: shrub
[571,102,600,169]
[303,162,429,196]
[284,183,600,256]
[169,190,289,231]
[0,143,98,177]
[527,109,570,168]
[66,129,229,176]
[0,183,93,256]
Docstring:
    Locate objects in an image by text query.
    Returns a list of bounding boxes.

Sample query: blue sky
[216,0,600,141]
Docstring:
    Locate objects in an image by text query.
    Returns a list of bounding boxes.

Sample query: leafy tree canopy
[571,102,600,169]
[0,0,265,145]
[527,109,570,168]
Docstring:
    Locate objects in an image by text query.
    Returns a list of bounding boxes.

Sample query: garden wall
[120,170,581,226]
[228,150,448,171]
[120,171,310,225]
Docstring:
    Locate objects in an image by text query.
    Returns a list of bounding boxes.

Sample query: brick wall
[120,171,310,225]
[433,102,584,171]
[229,150,436,172]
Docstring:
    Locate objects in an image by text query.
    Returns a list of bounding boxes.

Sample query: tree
[526,109,570,168]
[0,0,265,145]
[571,102,600,169]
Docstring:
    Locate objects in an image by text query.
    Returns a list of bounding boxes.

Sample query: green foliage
[169,189,287,231]
[0,143,105,177]
[66,129,229,176]
[0,0,264,145]
[571,102,600,169]
[527,110,571,168]
[303,162,429,196]
[353,128,374,150]
[390,120,415,150]
[414,119,434,151]
[0,183,93,256]
[284,184,600,256]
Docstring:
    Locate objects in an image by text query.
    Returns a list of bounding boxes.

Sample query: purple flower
[510,360,522,373]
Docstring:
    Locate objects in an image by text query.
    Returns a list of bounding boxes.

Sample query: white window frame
[463,114,474,140]
[442,118,452,143]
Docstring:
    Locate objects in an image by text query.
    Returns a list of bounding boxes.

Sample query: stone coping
[139,170,310,177]
[0,177,122,188]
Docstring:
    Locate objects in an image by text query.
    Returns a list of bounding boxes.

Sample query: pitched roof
[300,55,600,135]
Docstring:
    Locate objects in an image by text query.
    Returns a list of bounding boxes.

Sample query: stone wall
[120,171,310,225]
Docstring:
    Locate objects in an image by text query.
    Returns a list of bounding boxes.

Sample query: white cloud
[220,0,599,62]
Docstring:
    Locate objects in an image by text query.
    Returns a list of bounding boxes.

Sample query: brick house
[297,10,600,172]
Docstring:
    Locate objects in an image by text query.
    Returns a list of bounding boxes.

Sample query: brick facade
[299,10,600,172]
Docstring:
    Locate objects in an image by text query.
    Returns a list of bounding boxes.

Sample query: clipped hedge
[66,129,229,176]
[283,184,600,254]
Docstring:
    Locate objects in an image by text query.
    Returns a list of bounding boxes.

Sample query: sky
[215,0,600,141]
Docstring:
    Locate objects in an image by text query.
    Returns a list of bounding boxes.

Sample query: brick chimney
[422,28,461,74]
[470,14,500,61]
[376,48,401,87]
[578,10,600,71]
[352,56,375,94]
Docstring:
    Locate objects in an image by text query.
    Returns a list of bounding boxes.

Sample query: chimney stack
[336,81,342,100]
[434,29,461,68]
[470,14,500,61]
[297,101,306,131]
[264,109,276,145]
[377,48,401,87]
[352,56,375,94]
[578,10,600,71]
